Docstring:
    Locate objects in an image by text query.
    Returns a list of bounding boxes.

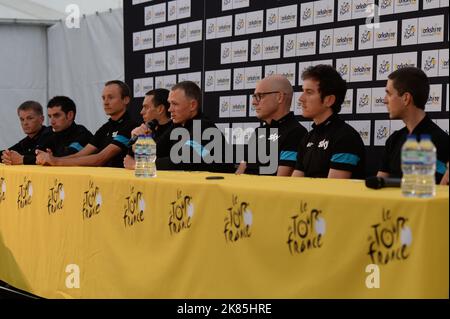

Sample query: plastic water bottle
[401,135,419,197]
[134,135,147,178]
[416,134,436,198]
[147,135,157,178]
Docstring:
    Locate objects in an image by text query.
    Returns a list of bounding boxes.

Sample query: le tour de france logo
[169,190,194,235]
[367,208,412,265]
[287,201,326,255]
[123,186,145,228]
[47,179,65,215]
[82,181,102,220]
[0,177,6,204]
[17,176,33,209]
[224,195,253,243]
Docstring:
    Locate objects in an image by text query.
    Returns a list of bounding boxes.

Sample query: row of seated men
[1,65,449,184]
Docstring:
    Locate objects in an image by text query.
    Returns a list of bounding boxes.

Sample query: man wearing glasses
[240,75,307,176]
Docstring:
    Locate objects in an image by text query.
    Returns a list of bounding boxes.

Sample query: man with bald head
[241,74,307,176]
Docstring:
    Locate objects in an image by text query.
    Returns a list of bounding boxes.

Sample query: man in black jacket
[1,101,51,165]
[156,81,234,173]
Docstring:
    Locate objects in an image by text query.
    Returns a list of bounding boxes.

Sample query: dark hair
[47,96,77,116]
[301,65,347,114]
[145,89,170,118]
[388,67,429,110]
[105,80,131,100]
[171,81,202,109]
[17,101,43,116]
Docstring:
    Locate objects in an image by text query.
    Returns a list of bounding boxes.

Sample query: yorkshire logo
[316,8,332,18]
[224,0,232,5]
[224,195,252,242]
[321,35,331,48]
[268,13,277,26]
[298,40,314,49]
[156,33,163,43]
[47,179,64,215]
[236,18,245,30]
[145,11,151,21]
[404,25,416,39]
[339,2,351,15]
[396,62,415,69]
[377,31,396,40]
[123,187,145,228]
[287,201,325,255]
[379,60,391,74]
[146,58,152,68]
[353,65,371,75]
[338,64,349,77]
[0,177,6,204]
[359,94,370,108]
[252,43,261,55]
[376,126,389,140]
[169,190,194,235]
[302,8,312,21]
[17,177,32,209]
[368,209,412,265]
[380,0,393,9]
[268,133,280,142]
[423,56,436,71]
[82,181,102,220]
[361,30,372,43]
[285,39,295,52]
[441,58,449,69]
[421,26,443,36]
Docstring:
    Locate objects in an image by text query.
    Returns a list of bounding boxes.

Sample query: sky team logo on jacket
[17,177,32,209]
[48,179,64,215]
[224,195,253,243]
[123,186,145,228]
[169,190,194,235]
[367,209,412,265]
[82,181,102,220]
[287,201,325,255]
[0,177,6,204]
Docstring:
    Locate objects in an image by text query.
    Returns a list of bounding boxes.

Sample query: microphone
[365,176,402,189]
[128,119,159,147]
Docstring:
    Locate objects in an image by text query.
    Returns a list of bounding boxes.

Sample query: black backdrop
[124,0,449,176]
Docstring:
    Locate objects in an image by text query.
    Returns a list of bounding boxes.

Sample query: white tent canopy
[0,0,122,21]
[0,0,124,151]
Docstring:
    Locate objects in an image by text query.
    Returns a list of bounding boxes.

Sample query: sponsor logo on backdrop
[268,13,277,26]
[380,0,393,9]
[302,8,312,22]
[82,181,102,220]
[47,179,64,215]
[287,201,325,255]
[17,177,32,209]
[376,125,389,140]
[340,2,351,15]
[321,35,332,48]
[169,190,194,235]
[359,94,370,108]
[368,209,412,265]
[338,64,349,78]
[123,187,145,228]
[361,30,372,43]
[0,177,5,204]
[224,195,252,242]
[404,24,416,39]
[379,60,391,75]
[423,56,437,71]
